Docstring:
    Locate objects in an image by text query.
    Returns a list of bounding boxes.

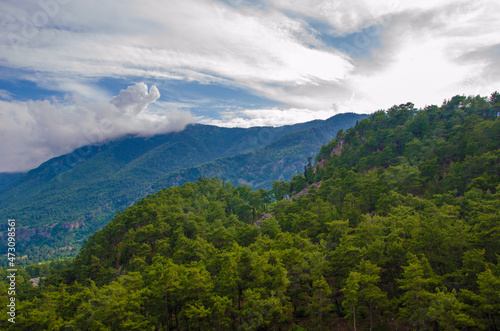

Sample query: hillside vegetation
[1,93,499,330]
[0,113,364,263]
[0,173,25,188]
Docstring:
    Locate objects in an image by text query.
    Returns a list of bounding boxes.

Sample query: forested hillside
[0,173,25,188]
[0,113,364,264]
[1,93,499,330]
[150,118,350,191]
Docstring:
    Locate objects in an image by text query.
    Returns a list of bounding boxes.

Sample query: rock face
[314,159,326,173]
[253,181,323,227]
[17,226,54,241]
[331,139,345,156]
[15,220,84,241]
[60,220,84,232]
[288,181,323,201]
[254,213,273,228]
[29,277,45,287]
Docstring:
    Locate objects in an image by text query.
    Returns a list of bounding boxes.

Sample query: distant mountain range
[0,172,25,188]
[0,113,367,263]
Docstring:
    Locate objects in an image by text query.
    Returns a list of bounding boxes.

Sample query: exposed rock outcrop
[330,139,345,156]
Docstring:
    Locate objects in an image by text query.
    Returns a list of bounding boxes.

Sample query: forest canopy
[1,93,499,330]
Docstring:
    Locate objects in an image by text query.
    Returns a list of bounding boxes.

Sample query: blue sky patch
[0,68,66,101]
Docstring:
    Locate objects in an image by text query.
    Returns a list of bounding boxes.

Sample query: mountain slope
[4,93,499,330]
[0,172,25,188]
[0,113,366,263]
[151,116,357,191]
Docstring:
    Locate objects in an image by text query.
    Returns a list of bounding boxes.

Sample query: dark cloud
[458,43,500,74]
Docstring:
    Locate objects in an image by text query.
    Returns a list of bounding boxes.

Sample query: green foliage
[0,113,366,264]
[342,260,388,331]
[397,253,441,328]
[427,289,475,330]
[308,275,333,330]
[2,93,499,330]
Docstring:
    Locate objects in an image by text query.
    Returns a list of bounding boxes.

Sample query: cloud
[0,0,499,128]
[198,107,337,128]
[0,83,192,172]
[456,43,500,93]
[0,89,14,100]
[266,0,462,35]
[0,0,352,95]
[345,0,500,110]
[259,0,500,112]
[0,0,354,109]
[110,83,161,115]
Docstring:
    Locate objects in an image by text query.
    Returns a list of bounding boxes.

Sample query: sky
[0,0,499,172]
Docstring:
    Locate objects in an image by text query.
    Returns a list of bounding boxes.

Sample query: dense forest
[1,93,499,330]
[0,113,364,264]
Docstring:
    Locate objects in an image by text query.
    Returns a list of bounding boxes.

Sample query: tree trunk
[238,288,243,326]
[353,305,357,331]
[319,294,323,331]
[334,297,342,316]
[369,301,373,331]
[175,307,179,328]
[165,292,169,331]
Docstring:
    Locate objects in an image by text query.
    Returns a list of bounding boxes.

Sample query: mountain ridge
[0,113,367,263]
[5,93,498,330]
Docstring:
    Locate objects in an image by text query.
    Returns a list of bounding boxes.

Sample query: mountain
[3,93,498,330]
[0,172,25,188]
[0,113,366,263]
[150,115,357,191]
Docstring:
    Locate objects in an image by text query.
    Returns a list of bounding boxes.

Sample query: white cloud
[266,0,463,35]
[0,0,353,99]
[0,0,499,130]
[257,0,500,112]
[0,89,14,100]
[110,83,160,115]
[198,107,337,128]
[0,83,192,172]
[346,0,500,111]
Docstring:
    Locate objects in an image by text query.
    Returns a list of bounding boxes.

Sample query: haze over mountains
[0,113,366,263]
